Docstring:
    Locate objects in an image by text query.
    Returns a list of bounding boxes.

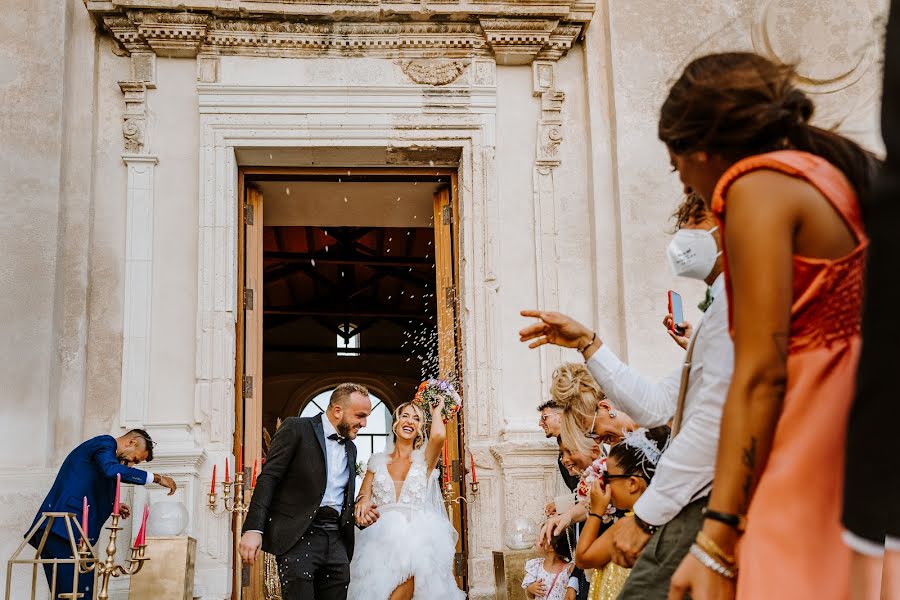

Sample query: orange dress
[711,150,867,600]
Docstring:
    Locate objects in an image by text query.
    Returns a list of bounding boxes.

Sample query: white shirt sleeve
[143,470,155,485]
[567,576,580,592]
[633,299,734,525]
[586,345,681,427]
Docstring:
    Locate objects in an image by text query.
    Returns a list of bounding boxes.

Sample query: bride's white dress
[347,449,465,600]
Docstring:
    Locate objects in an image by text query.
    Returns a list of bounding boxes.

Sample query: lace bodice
[368,450,430,508]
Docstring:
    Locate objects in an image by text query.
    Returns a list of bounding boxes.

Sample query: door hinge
[242,375,253,398]
[243,288,254,311]
[451,458,466,484]
[243,203,254,225]
[453,552,467,577]
[445,285,457,310]
[442,204,452,225]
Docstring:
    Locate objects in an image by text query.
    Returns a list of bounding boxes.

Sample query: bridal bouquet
[577,457,617,524]
[413,379,462,424]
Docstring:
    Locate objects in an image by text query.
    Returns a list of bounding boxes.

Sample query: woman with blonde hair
[348,399,464,600]
[551,363,637,455]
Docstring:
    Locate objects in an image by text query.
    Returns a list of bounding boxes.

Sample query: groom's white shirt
[321,414,349,512]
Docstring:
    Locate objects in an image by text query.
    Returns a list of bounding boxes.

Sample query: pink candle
[112,474,121,516]
[470,454,477,483]
[210,464,217,494]
[225,458,230,483]
[251,460,257,488]
[135,505,149,546]
[81,496,89,542]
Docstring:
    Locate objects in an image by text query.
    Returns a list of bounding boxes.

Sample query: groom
[239,383,378,600]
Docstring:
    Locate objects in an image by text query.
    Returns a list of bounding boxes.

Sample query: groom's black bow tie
[327,433,347,445]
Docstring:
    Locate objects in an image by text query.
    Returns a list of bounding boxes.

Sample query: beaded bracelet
[690,543,736,579]
[578,332,597,354]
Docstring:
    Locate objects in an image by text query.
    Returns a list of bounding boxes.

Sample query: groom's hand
[239,531,262,565]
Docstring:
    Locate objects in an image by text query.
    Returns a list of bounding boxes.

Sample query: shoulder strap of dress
[711,150,866,241]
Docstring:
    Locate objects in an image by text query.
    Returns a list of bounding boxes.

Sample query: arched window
[300,389,393,484]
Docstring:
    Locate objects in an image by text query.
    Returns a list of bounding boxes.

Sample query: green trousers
[617,496,708,600]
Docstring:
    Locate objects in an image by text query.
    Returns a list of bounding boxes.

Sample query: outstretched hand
[519,310,596,351]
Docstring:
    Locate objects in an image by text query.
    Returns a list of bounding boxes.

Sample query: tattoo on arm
[772,332,789,361]
[741,437,758,511]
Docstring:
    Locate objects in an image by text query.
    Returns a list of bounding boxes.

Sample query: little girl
[575,426,670,600]
[522,526,579,600]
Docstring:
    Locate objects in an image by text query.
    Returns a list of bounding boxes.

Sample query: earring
[608,409,617,418]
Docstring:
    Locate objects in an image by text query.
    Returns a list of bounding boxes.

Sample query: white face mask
[666,226,721,281]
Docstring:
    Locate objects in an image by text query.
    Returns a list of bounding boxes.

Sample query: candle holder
[207,468,254,598]
[91,513,149,600]
[441,459,477,507]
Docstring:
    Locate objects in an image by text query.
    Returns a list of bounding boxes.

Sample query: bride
[347,399,465,600]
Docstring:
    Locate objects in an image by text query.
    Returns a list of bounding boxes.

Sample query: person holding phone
[519,193,734,600]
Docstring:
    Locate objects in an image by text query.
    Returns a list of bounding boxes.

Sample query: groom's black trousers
[278,508,351,600]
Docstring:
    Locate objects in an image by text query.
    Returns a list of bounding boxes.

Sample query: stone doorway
[234,168,468,597]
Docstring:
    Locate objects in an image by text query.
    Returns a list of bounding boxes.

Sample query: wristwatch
[633,514,660,536]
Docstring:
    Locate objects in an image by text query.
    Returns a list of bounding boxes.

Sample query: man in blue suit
[27,429,177,599]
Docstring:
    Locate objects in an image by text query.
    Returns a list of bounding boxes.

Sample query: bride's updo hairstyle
[659,52,877,198]
[392,401,427,449]
[550,363,607,455]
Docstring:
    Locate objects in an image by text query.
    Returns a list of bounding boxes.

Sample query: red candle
[81,496,89,542]
[251,459,257,488]
[135,505,149,546]
[237,444,243,475]
[470,454,477,483]
[225,458,230,483]
[210,464,217,494]
[442,441,450,484]
[112,474,121,516]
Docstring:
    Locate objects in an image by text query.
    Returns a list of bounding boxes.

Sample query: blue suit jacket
[29,435,150,546]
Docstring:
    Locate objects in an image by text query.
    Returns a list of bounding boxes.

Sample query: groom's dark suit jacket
[243,414,357,558]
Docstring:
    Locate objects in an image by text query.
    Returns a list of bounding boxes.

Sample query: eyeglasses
[539,414,552,423]
[602,472,632,484]
[584,409,600,439]
[137,435,156,450]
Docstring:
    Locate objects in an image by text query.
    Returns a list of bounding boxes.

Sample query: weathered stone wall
[0,1,888,598]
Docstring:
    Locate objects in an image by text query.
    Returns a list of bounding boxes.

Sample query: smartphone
[668,290,685,335]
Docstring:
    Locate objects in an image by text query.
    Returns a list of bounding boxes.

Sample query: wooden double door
[233,168,467,598]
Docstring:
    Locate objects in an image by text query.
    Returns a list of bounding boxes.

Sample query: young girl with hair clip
[523,526,580,600]
[575,427,671,600]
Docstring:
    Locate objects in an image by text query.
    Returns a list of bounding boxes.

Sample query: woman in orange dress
[657,53,878,600]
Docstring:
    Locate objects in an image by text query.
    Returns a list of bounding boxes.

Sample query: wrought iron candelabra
[207,469,253,598]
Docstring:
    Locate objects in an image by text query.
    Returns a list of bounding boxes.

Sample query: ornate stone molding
[398,59,471,86]
[531,60,565,385]
[88,7,589,64]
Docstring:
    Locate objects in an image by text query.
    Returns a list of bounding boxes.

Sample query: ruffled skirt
[347,505,465,600]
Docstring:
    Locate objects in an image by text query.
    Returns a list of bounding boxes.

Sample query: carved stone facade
[0,1,886,599]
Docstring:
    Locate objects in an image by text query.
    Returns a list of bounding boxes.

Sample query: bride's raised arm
[424,401,447,472]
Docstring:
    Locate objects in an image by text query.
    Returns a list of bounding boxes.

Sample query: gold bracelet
[695,531,736,567]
